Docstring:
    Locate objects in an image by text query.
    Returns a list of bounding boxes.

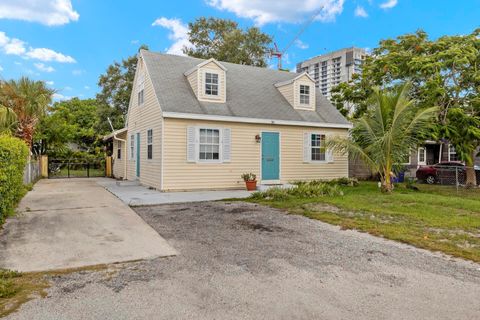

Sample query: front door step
[256,183,295,192]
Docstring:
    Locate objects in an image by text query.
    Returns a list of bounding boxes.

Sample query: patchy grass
[0,269,50,317]
[247,182,480,262]
[0,263,113,317]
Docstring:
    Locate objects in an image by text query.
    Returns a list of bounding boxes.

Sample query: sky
[0,0,478,101]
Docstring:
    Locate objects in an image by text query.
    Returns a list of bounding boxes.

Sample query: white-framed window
[205,72,219,96]
[448,145,458,161]
[130,134,135,160]
[117,146,121,159]
[418,147,426,164]
[311,133,326,161]
[299,84,310,105]
[401,153,411,165]
[199,128,220,161]
[137,67,145,106]
[187,126,231,163]
[147,129,153,160]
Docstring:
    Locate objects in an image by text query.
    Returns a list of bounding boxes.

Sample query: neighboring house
[104,49,352,191]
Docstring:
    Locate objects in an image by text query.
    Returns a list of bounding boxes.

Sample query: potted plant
[241,173,257,191]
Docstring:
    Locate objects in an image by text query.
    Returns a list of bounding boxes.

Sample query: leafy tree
[183,17,272,67]
[332,29,480,121]
[0,77,54,148]
[35,98,100,156]
[443,108,480,186]
[96,45,148,133]
[329,83,437,193]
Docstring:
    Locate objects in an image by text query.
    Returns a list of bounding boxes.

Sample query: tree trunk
[381,171,393,193]
[465,153,477,187]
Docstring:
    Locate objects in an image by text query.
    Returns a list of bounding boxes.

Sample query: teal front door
[261,132,280,181]
[136,132,140,177]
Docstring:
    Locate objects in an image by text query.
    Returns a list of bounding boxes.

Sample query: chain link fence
[349,163,480,192]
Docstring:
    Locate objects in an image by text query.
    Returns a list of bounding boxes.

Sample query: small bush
[0,135,29,224]
[0,269,21,299]
[251,181,343,201]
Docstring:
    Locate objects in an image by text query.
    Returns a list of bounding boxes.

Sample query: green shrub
[251,181,343,201]
[0,269,21,298]
[0,135,29,223]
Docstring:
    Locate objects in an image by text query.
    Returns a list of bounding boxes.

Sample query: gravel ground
[6,201,480,320]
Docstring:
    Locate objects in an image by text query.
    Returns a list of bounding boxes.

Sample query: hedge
[0,135,29,224]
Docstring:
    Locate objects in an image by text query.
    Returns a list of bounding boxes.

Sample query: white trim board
[163,112,353,129]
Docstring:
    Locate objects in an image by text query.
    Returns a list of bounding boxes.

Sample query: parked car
[416,161,480,185]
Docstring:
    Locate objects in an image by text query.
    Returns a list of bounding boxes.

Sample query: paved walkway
[0,179,177,272]
[97,178,252,206]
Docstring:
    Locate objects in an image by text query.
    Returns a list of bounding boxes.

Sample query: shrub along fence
[0,135,29,223]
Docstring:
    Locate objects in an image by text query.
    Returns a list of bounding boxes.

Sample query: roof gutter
[162,112,353,129]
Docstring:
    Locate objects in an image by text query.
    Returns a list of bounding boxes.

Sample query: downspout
[108,118,127,180]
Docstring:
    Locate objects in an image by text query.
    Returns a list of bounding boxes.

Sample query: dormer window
[205,72,219,96]
[300,85,310,105]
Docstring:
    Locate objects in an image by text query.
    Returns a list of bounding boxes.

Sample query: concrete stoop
[256,183,296,192]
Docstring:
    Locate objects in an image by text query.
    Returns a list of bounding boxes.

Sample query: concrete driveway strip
[96,178,252,206]
[0,179,177,272]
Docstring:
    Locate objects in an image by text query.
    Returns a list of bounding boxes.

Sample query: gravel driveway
[7,201,480,319]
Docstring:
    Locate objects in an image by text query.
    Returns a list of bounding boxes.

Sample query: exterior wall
[187,70,198,98]
[162,118,349,191]
[277,84,293,106]
[125,59,163,189]
[293,74,316,110]
[112,132,127,179]
[197,61,226,103]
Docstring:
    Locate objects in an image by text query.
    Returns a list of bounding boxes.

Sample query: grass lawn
[49,167,105,178]
[247,182,480,262]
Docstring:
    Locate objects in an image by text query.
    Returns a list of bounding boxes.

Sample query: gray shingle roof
[141,50,350,126]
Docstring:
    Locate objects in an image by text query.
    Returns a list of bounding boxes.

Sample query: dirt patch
[235,219,284,233]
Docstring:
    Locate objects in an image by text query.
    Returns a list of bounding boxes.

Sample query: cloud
[354,5,368,17]
[295,39,309,49]
[26,48,75,63]
[46,80,54,85]
[72,69,84,76]
[380,0,398,9]
[131,40,139,45]
[0,31,76,63]
[152,17,192,55]
[0,65,3,71]
[84,85,90,90]
[34,62,55,72]
[53,93,71,101]
[0,0,79,26]
[206,0,345,25]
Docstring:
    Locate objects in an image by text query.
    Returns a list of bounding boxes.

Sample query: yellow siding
[163,118,348,191]
[294,74,316,110]
[125,60,163,189]
[277,84,294,106]
[197,61,226,103]
[112,131,127,179]
[187,70,198,98]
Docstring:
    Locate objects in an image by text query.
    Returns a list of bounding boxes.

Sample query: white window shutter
[326,133,334,163]
[303,132,311,163]
[222,128,231,162]
[186,126,197,162]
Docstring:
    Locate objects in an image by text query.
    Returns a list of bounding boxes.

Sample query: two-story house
[104,49,352,191]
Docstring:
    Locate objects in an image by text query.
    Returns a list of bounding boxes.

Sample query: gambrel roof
[140,49,351,128]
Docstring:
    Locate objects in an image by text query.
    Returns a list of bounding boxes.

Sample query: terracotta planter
[245,180,257,191]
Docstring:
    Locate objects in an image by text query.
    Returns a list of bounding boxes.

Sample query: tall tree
[0,77,54,148]
[183,17,272,67]
[35,98,100,156]
[96,45,148,133]
[329,83,438,193]
[443,108,480,186]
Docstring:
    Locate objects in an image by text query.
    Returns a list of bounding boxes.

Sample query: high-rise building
[296,47,367,99]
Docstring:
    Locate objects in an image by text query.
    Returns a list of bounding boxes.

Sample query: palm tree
[328,83,438,192]
[0,77,54,148]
